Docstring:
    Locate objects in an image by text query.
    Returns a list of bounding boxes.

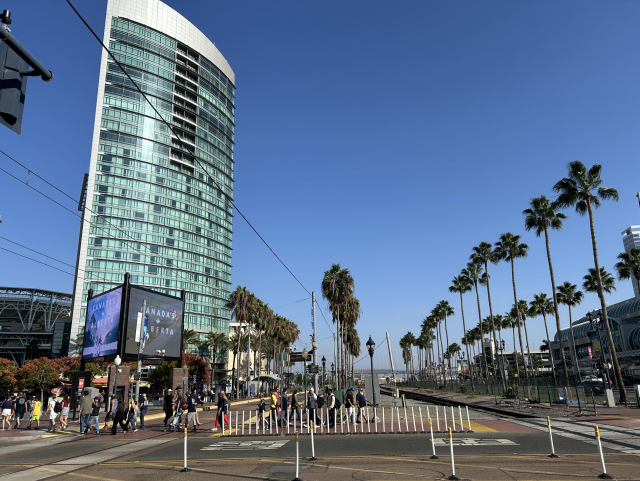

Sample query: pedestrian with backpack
[289,389,302,429]
[44,394,60,433]
[89,395,101,434]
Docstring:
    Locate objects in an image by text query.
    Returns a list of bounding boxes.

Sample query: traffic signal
[0,39,28,134]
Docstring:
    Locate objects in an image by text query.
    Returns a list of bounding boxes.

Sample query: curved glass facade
[70,0,234,353]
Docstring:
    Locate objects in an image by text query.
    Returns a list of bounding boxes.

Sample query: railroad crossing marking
[201,440,290,451]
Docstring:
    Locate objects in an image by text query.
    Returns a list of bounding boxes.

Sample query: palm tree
[182,328,200,352]
[556,282,584,383]
[529,293,557,384]
[516,299,534,374]
[226,286,255,398]
[400,333,415,378]
[553,160,627,402]
[227,333,239,386]
[523,195,570,385]
[436,300,454,381]
[615,247,640,297]
[253,299,274,380]
[342,295,361,386]
[493,232,529,382]
[449,274,473,381]
[583,267,617,295]
[448,343,462,377]
[471,242,505,389]
[461,261,489,381]
[540,340,550,351]
[503,311,521,380]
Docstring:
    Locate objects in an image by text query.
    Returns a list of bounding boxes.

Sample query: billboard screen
[82,287,123,360]
[124,286,184,359]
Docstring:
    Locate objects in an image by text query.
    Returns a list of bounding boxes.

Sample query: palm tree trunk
[544,223,568,386]
[523,317,534,377]
[541,312,557,383]
[435,325,441,382]
[236,324,242,399]
[444,314,451,382]
[437,322,446,385]
[483,261,505,390]
[474,283,489,381]
[510,257,529,382]
[586,199,627,402]
[567,304,582,383]
[512,327,520,380]
[257,330,263,379]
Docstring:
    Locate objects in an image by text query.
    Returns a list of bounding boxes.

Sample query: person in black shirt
[110,395,128,435]
[163,389,174,427]
[345,388,356,425]
[13,393,26,429]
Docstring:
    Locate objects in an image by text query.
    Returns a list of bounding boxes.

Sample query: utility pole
[333,332,337,390]
[312,292,318,393]
[134,300,147,404]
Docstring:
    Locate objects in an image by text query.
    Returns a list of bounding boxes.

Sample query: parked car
[578,380,605,395]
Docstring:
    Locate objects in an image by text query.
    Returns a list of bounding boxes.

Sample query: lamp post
[302,348,309,406]
[588,310,612,390]
[366,336,376,407]
[331,362,335,390]
[321,356,326,391]
[112,355,122,399]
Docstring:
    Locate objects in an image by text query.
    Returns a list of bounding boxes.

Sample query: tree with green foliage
[553,160,626,402]
[529,293,557,383]
[18,357,61,402]
[461,261,489,381]
[449,273,473,381]
[583,267,616,295]
[556,281,584,383]
[0,358,17,394]
[615,247,640,298]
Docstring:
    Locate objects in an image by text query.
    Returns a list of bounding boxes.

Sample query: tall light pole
[331,362,335,390]
[113,355,122,398]
[321,356,326,391]
[366,336,376,407]
[302,348,309,407]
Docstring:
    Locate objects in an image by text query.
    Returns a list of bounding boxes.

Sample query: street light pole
[321,356,326,391]
[366,336,376,407]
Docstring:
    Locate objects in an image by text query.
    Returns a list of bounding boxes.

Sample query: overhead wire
[0,236,81,271]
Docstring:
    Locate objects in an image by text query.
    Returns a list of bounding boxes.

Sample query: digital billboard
[82,287,123,360]
[124,286,184,359]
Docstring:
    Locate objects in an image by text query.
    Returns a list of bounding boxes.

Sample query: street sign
[133,372,141,381]
[78,379,85,389]
[182,376,188,381]
[290,352,306,362]
[135,312,143,342]
[275,352,289,362]
[307,365,319,374]
[144,357,163,365]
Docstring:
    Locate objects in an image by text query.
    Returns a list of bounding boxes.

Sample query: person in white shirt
[43,395,58,433]
[307,388,321,428]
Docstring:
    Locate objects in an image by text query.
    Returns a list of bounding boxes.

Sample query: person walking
[59,395,70,430]
[104,395,117,432]
[345,388,356,425]
[111,395,128,435]
[13,392,27,429]
[211,392,230,432]
[307,388,320,428]
[1,397,12,430]
[26,396,41,430]
[44,394,59,433]
[279,389,289,428]
[186,388,198,432]
[163,389,174,428]
[289,389,302,429]
[139,394,148,429]
[326,388,336,428]
[78,390,93,434]
[257,393,267,429]
[89,395,101,434]
[124,398,139,432]
[355,387,370,423]
[269,389,278,428]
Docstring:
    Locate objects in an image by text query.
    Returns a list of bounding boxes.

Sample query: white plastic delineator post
[419,406,424,432]
[374,407,378,433]
[411,407,416,432]
[429,418,438,459]
[180,427,189,472]
[310,420,317,460]
[320,408,323,434]
[436,406,441,432]
[242,411,245,436]
[236,411,238,436]
[293,431,302,481]
[382,407,385,433]
[451,406,455,432]
[465,406,472,433]
[404,407,409,432]
[249,411,252,435]
[340,407,344,434]
[547,417,558,458]
[287,410,290,435]
[595,425,613,479]
[443,405,448,431]
[262,410,265,435]
[458,407,463,433]
[390,405,394,432]
[367,408,371,433]
[448,428,459,480]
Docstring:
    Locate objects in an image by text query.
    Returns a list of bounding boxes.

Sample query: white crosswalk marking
[201,440,289,451]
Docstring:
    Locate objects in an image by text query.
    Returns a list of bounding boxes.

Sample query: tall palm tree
[503,311,521,379]
[615,247,640,297]
[253,299,274,380]
[583,267,617,295]
[182,328,200,352]
[200,331,227,385]
[461,261,489,381]
[226,286,255,398]
[556,282,584,383]
[471,242,505,389]
[529,293,557,384]
[523,195,570,385]
[431,307,446,381]
[515,299,534,374]
[493,232,530,382]
[449,274,474,381]
[448,343,462,377]
[436,300,454,381]
[342,295,361,386]
[553,160,627,402]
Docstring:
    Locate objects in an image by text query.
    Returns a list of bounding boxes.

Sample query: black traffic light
[0,39,28,134]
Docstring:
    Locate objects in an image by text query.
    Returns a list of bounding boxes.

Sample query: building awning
[257,374,280,381]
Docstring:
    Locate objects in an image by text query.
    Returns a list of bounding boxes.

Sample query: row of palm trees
[182,285,300,394]
[405,162,640,403]
[321,263,362,389]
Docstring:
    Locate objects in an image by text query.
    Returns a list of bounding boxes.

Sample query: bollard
[375,407,378,433]
[412,407,416,432]
[306,411,310,435]
[242,411,245,436]
[458,406,463,433]
[547,417,558,458]
[443,405,448,432]
[382,407,385,433]
[236,411,238,436]
[320,408,323,434]
[594,426,612,479]
[465,406,472,433]
[404,407,409,432]
[436,406,441,432]
[429,418,438,459]
[180,427,190,472]
[451,406,455,432]
[310,419,317,460]
[347,408,351,433]
[448,428,459,480]
[249,411,252,435]
[275,410,279,435]
[270,412,273,435]
[262,409,265,435]
[390,405,394,432]
[419,406,425,432]
[287,410,290,435]
[398,407,403,433]
[341,407,344,434]
[361,411,364,433]
[367,408,371,433]
[293,431,302,481]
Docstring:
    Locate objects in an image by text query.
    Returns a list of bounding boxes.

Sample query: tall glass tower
[70,0,234,359]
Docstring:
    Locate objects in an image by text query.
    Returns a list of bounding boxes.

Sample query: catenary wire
[64,0,312,297]
[0,236,81,271]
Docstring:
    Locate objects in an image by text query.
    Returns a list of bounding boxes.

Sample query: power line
[0,236,80,271]
[0,246,77,278]
[272,297,310,309]
[64,0,312,297]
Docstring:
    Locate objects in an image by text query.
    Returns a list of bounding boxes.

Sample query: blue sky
[1,1,639,371]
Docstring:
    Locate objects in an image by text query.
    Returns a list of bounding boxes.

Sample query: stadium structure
[0,287,72,366]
